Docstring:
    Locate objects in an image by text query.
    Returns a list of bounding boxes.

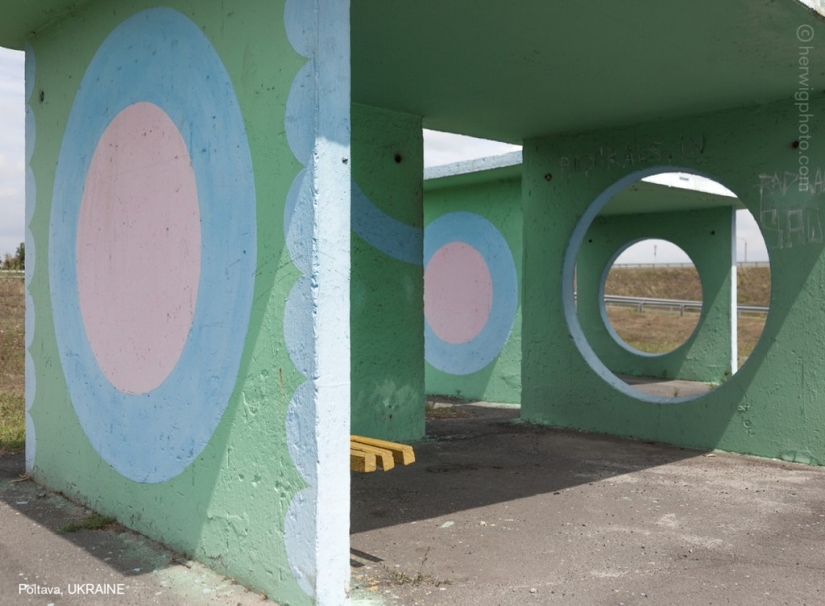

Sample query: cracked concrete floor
[350,403,825,606]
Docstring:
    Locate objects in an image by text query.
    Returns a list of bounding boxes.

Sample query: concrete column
[351,103,425,441]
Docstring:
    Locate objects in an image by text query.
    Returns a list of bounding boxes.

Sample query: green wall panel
[577,207,735,383]
[522,96,825,465]
[26,2,313,603]
[351,103,425,441]
[424,176,522,404]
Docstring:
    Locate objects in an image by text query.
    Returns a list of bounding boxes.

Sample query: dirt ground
[0,453,272,606]
[351,403,825,606]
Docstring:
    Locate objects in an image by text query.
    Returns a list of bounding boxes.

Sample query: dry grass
[606,307,767,365]
[606,266,771,306]
[0,276,25,453]
[605,267,703,302]
[736,267,771,307]
[606,307,700,354]
[604,266,770,363]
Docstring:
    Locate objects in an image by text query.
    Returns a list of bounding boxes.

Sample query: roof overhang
[0,1,93,50]
[353,0,825,142]
[3,1,825,147]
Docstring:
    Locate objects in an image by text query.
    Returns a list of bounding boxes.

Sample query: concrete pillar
[27,1,353,603]
[351,103,425,441]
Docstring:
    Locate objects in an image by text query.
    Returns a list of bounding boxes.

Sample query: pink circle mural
[424,242,493,344]
[76,102,201,395]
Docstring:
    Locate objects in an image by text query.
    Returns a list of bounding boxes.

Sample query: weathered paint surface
[424,212,518,376]
[577,207,736,383]
[351,103,425,442]
[424,175,522,403]
[25,0,340,603]
[425,242,493,344]
[49,6,257,484]
[76,101,201,395]
[522,97,825,464]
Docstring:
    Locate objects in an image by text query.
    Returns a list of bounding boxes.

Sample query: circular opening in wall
[566,170,771,402]
[601,240,703,355]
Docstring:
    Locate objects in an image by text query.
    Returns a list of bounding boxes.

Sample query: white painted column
[730,207,739,373]
[313,0,352,603]
[283,0,351,603]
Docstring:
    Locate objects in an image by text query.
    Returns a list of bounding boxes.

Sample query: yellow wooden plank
[350,449,377,473]
[350,443,395,471]
[350,435,415,465]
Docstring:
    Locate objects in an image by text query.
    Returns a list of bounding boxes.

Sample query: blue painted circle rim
[563,166,734,404]
[597,238,704,358]
[424,212,518,376]
[49,8,257,483]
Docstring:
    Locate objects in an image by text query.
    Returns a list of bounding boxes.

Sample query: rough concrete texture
[424,174,522,405]
[0,454,276,606]
[351,103,425,442]
[26,2,312,602]
[351,403,825,605]
[578,207,736,384]
[521,97,825,462]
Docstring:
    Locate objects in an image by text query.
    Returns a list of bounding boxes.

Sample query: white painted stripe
[313,0,352,602]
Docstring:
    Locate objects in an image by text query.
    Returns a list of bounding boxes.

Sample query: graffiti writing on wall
[558,136,707,179]
[757,170,824,249]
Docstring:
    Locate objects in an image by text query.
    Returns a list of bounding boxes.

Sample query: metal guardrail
[613,262,770,268]
[0,270,24,279]
[603,294,769,316]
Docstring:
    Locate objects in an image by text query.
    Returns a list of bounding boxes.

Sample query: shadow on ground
[352,403,699,535]
[0,454,270,605]
[351,403,825,606]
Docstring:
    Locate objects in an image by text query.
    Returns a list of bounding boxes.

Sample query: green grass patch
[58,513,117,534]
[0,393,25,453]
[0,277,25,454]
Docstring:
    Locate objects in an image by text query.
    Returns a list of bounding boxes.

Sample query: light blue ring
[49,8,257,483]
[424,212,518,375]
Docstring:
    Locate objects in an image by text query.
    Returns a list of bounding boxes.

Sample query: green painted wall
[424,175,522,404]
[26,2,312,604]
[351,103,425,441]
[577,207,735,383]
[522,95,825,465]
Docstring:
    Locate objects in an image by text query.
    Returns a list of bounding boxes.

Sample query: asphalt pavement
[350,402,825,606]
[2,401,824,606]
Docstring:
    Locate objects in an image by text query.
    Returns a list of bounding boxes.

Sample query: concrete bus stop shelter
[2,1,825,604]
[422,157,744,402]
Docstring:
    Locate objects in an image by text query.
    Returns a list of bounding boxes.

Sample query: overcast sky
[0,46,767,264]
[0,48,24,262]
